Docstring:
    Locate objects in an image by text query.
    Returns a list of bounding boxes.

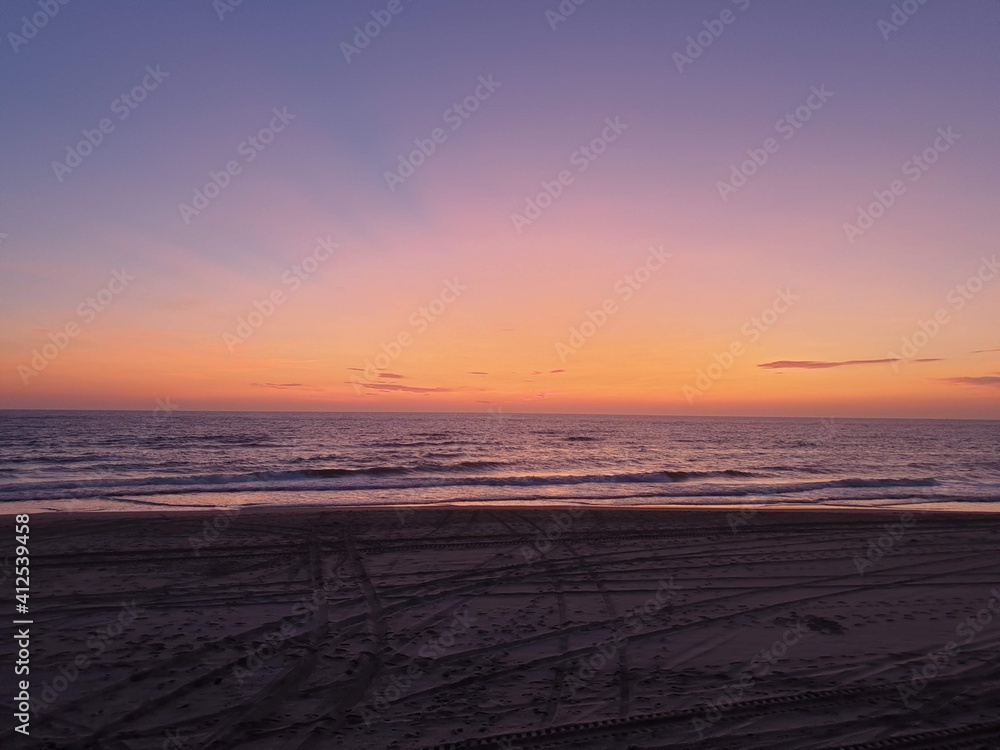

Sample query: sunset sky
[2,0,998,418]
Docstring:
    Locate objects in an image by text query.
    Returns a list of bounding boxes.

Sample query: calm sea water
[0,411,998,513]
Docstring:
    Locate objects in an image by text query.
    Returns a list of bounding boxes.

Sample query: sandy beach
[5,506,1000,749]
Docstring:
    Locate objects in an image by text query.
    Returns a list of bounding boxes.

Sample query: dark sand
[4,506,1000,749]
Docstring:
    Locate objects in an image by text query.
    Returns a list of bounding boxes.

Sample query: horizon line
[1,408,998,423]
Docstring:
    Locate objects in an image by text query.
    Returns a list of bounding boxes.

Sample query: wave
[0,462,940,503]
[0,453,109,465]
[760,465,832,475]
[368,440,469,448]
[296,460,509,478]
[831,478,937,488]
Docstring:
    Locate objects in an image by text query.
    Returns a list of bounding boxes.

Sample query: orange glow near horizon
[4,256,998,418]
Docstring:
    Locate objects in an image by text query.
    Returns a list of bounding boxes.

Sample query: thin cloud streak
[354,383,456,394]
[938,376,1000,389]
[759,358,943,370]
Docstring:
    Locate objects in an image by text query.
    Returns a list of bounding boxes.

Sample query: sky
[1,0,998,418]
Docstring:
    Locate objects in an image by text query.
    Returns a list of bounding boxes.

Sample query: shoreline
[8,501,1000,524]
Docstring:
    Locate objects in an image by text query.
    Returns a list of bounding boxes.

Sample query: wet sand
[4,506,1000,749]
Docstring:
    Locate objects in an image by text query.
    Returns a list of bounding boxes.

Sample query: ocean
[0,411,997,513]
